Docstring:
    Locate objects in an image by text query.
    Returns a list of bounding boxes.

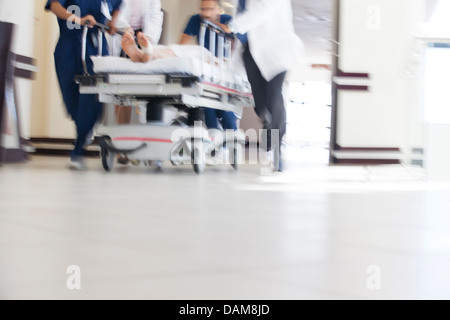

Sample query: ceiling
[291,0,334,64]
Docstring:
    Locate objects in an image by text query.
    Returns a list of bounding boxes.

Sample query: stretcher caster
[170,148,184,166]
[101,145,115,172]
[154,161,163,170]
[230,138,240,171]
[191,143,205,174]
[117,154,130,165]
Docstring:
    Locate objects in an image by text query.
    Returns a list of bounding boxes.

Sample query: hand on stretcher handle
[94,22,126,37]
[95,22,152,43]
[80,22,152,75]
[81,22,112,76]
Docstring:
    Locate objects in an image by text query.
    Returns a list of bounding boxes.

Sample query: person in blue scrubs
[45,0,122,170]
[180,0,237,132]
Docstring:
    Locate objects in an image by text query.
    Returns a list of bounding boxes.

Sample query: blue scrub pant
[54,37,104,159]
[204,108,237,131]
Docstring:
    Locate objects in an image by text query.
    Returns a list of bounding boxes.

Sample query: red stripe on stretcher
[113,137,173,143]
[202,81,254,98]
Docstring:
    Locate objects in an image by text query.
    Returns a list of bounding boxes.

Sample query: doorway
[285,80,332,165]
[286,0,333,165]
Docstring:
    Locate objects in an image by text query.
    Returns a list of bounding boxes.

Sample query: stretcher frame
[76,21,253,174]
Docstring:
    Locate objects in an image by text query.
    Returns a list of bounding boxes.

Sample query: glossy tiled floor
[1,154,450,300]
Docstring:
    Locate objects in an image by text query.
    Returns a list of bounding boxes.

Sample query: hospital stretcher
[76,21,254,174]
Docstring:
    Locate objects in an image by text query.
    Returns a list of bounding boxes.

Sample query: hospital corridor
[1,156,450,300]
[2,0,450,301]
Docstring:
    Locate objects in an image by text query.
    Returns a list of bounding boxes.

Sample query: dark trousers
[54,34,107,159]
[243,44,287,147]
[204,108,237,131]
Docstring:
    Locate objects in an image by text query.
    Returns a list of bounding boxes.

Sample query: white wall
[161,0,237,44]
[0,0,75,139]
[31,0,75,139]
[337,0,424,156]
[161,0,199,44]
[0,0,36,139]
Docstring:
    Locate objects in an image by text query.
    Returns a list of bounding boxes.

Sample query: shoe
[69,157,87,171]
[264,150,283,172]
[117,154,129,165]
[278,159,284,172]
[130,159,141,166]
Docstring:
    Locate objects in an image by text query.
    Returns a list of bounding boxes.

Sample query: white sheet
[91,45,249,88]
[92,56,204,77]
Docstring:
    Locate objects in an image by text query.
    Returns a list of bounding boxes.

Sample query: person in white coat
[111,0,163,54]
[229,0,303,171]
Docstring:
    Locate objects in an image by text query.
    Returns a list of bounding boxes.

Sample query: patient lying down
[121,32,210,63]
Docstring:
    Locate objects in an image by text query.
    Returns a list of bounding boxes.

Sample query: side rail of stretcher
[75,22,254,174]
[77,73,252,115]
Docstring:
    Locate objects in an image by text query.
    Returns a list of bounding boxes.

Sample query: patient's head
[200,0,222,23]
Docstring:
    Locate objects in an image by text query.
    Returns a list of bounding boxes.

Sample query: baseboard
[330,145,402,165]
[28,137,100,158]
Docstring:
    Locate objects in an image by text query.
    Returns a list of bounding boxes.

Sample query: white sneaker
[69,158,87,171]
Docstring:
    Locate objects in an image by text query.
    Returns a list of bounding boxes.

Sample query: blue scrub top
[45,0,122,38]
[45,0,122,74]
[183,14,232,56]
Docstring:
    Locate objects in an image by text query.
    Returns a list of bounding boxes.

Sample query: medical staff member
[229,0,303,171]
[45,0,122,170]
[180,0,237,132]
[116,0,163,49]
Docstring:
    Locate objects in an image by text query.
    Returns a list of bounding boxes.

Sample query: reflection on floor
[0,154,450,300]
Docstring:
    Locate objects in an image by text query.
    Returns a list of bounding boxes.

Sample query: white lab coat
[109,0,163,56]
[233,0,304,81]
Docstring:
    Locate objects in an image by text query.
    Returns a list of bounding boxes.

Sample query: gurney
[76,21,254,174]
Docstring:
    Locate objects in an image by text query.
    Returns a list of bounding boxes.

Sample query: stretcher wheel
[191,145,205,174]
[231,138,239,171]
[170,147,184,166]
[154,161,163,170]
[101,146,115,172]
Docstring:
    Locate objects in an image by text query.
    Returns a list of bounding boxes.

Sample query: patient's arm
[121,32,176,63]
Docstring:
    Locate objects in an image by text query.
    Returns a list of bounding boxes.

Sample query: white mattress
[92,56,206,77]
[91,45,249,88]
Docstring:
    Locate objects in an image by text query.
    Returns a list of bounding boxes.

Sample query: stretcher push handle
[200,19,234,83]
[94,22,126,37]
[201,19,235,40]
[81,22,128,75]
[82,22,89,75]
